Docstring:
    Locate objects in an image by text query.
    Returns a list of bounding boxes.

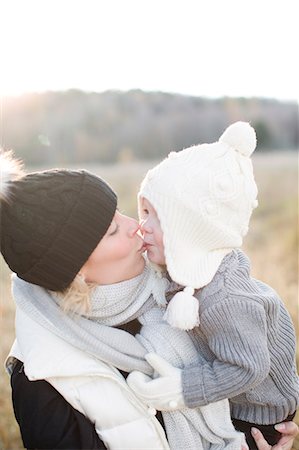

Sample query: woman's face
[139,197,166,266]
[80,211,146,284]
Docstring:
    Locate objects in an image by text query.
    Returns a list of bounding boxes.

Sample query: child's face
[139,197,166,265]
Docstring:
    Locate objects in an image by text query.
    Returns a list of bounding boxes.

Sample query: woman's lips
[138,242,153,252]
[138,242,147,252]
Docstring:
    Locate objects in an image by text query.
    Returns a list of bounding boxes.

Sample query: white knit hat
[138,121,258,330]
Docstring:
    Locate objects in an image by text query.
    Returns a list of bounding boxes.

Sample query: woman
[1,151,297,449]
[1,151,170,449]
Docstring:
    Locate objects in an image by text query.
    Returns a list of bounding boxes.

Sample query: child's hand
[251,421,299,450]
[127,353,185,411]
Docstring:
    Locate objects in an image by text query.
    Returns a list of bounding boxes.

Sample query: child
[127,121,299,449]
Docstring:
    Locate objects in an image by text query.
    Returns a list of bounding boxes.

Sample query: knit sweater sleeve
[182,295,271,408]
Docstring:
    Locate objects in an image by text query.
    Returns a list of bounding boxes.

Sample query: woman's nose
[127,218,140,237]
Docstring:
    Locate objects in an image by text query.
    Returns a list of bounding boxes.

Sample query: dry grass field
[0,151,298,449]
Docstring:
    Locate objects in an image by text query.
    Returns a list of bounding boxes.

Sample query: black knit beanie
[0,158,117,291]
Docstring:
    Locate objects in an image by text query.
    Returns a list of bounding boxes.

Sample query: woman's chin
[130,256,146,277]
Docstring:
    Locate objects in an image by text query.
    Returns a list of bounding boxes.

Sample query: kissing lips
[138,242,147,252]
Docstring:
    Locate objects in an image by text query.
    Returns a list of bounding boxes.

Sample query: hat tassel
[163,287,200,330]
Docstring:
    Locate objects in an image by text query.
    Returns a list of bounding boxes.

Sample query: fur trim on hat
[0,150,24,201]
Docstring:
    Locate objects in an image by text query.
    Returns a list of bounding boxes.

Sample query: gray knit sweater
[182,249,299,425]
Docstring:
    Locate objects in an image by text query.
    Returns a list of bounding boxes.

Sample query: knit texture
[138,308,244,449]
[138,122,258,290]
[12,264,160,375]
[1,169,117,291]
[12,265,244,450]
[182,250,299,425]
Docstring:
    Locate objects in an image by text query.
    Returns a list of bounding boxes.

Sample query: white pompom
[0,151,24,201]
[219,121,257,157]
[163,287,200,330]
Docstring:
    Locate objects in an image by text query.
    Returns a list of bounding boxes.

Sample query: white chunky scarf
[13,265,243,450]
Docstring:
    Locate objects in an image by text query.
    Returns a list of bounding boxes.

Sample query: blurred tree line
[1,89,298,165]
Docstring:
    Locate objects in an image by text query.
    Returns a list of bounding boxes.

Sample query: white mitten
[127,353,185,411]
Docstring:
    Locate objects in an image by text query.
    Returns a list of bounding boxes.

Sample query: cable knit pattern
[182,250,299,425]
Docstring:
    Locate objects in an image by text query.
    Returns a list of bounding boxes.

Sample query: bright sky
[1,0,298,100]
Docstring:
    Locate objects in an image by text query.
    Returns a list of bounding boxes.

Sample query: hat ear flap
[219,121,256,157]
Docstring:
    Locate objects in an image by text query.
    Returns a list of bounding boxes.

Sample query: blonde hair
[56,274,96,316]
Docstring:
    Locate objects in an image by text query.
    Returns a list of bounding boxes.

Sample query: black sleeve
[11,360,106,450]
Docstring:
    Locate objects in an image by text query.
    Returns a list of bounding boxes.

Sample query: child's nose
[139,219,151,235]
[139,219,145,234]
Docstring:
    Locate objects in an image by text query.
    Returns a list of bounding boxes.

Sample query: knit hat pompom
[219,121,256,157]
[0,150,24,201]
[163,287,200,330]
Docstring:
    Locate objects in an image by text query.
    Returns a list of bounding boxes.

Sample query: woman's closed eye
[109,224,119,236]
